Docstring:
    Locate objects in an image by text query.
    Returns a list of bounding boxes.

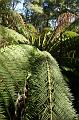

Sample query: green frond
[0,45,78,120]
[28,3,43,14]
[67,18,79,33]
[33,28,53,51]
[0,9,38,40]
[0,82,15,120]
[0,25,30,47]
[0,92,9,120]
[49,33,79,69]
[63,31,79,38]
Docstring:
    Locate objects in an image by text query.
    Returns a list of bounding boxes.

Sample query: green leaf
[50,33,79,69]
[0,45,78,120]
[0,25,30,48]
[63,31,79,38]
[67,18,79,33]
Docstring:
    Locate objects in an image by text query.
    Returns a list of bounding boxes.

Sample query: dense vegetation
[0,0,79,120]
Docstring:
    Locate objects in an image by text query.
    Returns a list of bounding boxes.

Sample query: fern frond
[0,92,9,120]
[0,25,30,48]
[49,33,79,69]
[0,45,78,120]
[67,18,79,33]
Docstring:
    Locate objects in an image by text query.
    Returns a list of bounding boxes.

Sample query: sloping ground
[0,25,30,47]
[67,18,79,33]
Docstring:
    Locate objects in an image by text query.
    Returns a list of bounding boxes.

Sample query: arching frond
[67,18,79,33]
[0,25,30,47]
[49,32,79,69]
[0,45,78,120]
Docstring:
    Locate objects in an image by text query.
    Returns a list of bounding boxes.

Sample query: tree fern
[0,45,78,120]
[67,18,79,33]
[0,25,29,47]
[49,32,79,69]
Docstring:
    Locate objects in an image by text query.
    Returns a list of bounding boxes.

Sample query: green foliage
[0,0,21,10]
[0,45,78,120]
[0,1,79,119]
[30,27,53,50]
[49,31,79,70]
[63,31,79,38]
[27,23,37,33]
[67,18,79,33]
[0,0,11,10]
[0,9,38,41]
[26,23,38,44]
[0,10,28,36]
[28,3,43,14]
[0,25,29,47]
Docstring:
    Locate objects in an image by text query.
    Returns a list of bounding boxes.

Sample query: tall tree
[23,0,78,32]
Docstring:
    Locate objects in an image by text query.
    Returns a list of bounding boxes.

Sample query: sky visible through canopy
[15,0,24,13]
[15,0,76,29]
